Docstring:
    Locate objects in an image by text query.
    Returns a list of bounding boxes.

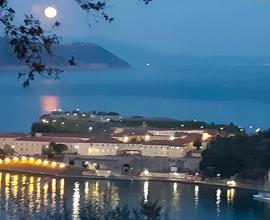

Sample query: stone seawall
[64,155,201,175]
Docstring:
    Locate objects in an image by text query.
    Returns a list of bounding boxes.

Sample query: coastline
[0,166,261,192]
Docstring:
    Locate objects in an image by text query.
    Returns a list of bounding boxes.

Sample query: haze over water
[0,65,270,132]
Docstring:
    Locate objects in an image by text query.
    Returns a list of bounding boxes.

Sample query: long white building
[0,129,215,158]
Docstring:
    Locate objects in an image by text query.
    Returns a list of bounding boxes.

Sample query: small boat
[253,170,270,202]
[253,192,270,201]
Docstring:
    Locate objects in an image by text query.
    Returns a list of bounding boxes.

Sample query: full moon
[44,7,57,19]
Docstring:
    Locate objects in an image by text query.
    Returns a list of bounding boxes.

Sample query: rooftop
[88,136,122,144]
[16,136,85,143]
[0,132,28,138]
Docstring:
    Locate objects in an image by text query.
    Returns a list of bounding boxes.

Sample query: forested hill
[0,38,130,70]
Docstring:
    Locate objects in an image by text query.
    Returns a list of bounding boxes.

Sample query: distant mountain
[67,36,270,67]
[0,38,130,70]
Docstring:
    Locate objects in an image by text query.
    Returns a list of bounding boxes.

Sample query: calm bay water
[0,65,270,132]
[0,171,267,220]
[0,66,270,219]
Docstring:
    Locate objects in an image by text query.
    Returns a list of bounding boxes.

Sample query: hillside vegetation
[0,38,130,69]
[200,131,270,180]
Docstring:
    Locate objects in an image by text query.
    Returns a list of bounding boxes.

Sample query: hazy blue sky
[7,0,270,56]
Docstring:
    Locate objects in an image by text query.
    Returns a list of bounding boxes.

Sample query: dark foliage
[78,199,164,220]
[0,0,152,86]
[0,144,15,158]
[42,142,68,157]
[0,1,63,87]
[53,143,68,155]
[193,138,202,150]
[200,130,270,179]
[34,198,165,220]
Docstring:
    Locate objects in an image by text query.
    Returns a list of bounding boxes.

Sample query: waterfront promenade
[0,156,261,192]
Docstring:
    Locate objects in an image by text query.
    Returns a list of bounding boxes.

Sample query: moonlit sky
[6,0,270,56]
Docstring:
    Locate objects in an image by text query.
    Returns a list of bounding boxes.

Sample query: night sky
[7,0,270,56]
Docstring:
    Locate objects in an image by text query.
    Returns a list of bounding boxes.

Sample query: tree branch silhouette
[0,0,152,87]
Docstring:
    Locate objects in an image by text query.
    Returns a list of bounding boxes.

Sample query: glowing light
[84,181,89,201]
[36,177,41,210]
[60,178,65,208]
[256,128,261,133]
[59,163,66,168]
[13,157,19,161]
[21,156,27,161]
[4,158,10,163]
[170,136,175,141]
[43,182,49,206]
[195,185,199,208]
[0,159,3,164]
[36,159,42,165]
[202,132,211,141]
[52,179,57,209]
[123,136,129,142]
[227,180,237,188]
[216,188,221,213]
[43,160,49,166]
[45,6,57,19]
[143,169,149,176]
[216,189,221,197]
[173,182,177,192]
[51,162,57,167]
[227,188,235,204]
[72,182,80,220]
[195,185,199,193]
[144,181,149,203]
[41,96,60,113]
[145,135,150,141]
[29,157,34,162]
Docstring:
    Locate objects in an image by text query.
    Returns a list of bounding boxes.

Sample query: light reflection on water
[2,67,270,131]
[216,188,222,214]
[0,172,266,220]
[194,185,199,208]
[143,181,149,203]
[172,183,180,211]
[40,96,60,113]
[227,188,236,206]
[72,181,80,220]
